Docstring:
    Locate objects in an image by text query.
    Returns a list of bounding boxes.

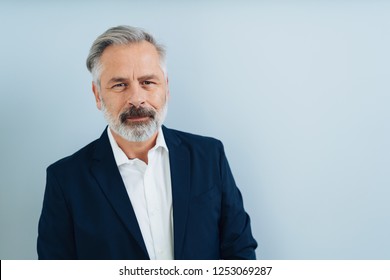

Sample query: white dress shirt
[107,127,174,260]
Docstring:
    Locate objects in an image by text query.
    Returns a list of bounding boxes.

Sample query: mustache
[120,106,156,123]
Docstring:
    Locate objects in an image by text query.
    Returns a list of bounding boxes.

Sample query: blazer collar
[90,128,149,259]
[90,126,191,260]
[162,126,191,259]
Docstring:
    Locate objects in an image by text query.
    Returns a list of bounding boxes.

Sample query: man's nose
[127,84,145,107]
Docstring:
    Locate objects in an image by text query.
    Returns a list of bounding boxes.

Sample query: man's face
[92,41,169,142]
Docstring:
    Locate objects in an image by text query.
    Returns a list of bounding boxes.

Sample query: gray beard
[101,101,167,142]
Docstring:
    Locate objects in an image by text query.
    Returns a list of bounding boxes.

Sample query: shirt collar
[107,126,168,167]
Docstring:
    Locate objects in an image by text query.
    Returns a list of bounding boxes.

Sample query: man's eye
[142,81,153,85]
[113,83,127,88]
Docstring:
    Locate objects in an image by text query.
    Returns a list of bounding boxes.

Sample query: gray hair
[86,25,166,88]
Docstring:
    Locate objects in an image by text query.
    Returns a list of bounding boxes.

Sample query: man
[37,25,257,260]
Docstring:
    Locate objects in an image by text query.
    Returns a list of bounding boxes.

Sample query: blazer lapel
[163,126,191,259]
[89,128,149,258]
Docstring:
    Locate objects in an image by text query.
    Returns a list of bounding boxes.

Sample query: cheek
[152,99,166,111]
[153,91,168,108]
[102,96,126,112]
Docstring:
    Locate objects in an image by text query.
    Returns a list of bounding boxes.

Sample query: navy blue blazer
[37,126,257,259]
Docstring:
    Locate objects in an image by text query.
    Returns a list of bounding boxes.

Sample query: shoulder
[47,137,100,173]
[162,126,228,164]
[163,126,224,150]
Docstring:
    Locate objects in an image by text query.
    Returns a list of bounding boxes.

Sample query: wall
[0,0,389,259]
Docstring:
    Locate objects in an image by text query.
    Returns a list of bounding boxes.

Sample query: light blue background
[0,0,389,259]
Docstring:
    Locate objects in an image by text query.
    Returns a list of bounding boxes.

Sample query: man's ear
[92,82,102,110]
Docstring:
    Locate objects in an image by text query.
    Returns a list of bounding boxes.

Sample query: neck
[110,128,158,164]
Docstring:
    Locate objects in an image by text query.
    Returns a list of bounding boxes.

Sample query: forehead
[99,41,162,78]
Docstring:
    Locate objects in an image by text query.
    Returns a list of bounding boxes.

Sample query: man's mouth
[126,116,150,122]
[120,107,155,124]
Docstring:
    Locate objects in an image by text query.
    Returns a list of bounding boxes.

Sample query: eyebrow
[138,74,161,81]
[107,77,128,85]
[106,74,161,85]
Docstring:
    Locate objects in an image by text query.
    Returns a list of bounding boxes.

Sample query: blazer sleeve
[218,143,258,259]
[37,167,77,259]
